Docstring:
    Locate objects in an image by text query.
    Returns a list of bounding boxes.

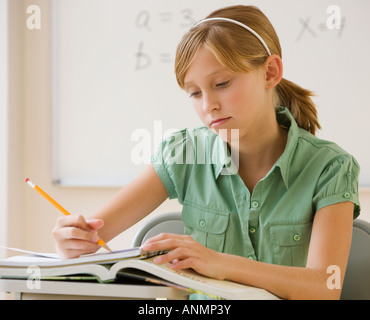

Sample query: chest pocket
[182,204,230,252]
[270,221,312,267]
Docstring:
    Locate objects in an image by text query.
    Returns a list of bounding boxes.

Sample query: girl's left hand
[141,233,227,280]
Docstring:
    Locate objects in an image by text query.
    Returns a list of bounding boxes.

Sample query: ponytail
[275,78,321,135]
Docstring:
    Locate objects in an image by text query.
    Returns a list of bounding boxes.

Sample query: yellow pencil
[25,178,112,253]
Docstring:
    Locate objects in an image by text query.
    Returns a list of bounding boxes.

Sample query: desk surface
[0,279,189,300]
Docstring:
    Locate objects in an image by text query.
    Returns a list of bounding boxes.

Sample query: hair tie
[193,17,272,56]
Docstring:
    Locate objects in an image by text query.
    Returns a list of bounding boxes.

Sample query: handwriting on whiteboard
[296,5,344,42]
[134,8,197,71]
[133,6,345,70]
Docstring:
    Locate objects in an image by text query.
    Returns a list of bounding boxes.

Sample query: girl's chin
[212,127,240,144]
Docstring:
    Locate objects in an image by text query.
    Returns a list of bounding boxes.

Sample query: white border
[0,0,9,249]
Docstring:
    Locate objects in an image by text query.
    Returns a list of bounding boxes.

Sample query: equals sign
[159,12,172,22]
[160,53,172,63]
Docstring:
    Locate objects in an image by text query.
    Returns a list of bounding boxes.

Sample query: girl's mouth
[211,117,231,128]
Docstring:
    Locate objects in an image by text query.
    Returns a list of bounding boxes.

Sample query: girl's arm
[143,201,354,300]
[52,164,168,258]
[220,201,353,300]
[89,164,169,242]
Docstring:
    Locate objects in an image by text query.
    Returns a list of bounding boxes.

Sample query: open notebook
[0,247,279,300]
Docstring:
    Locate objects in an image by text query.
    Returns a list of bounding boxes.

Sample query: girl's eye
[216,80,230,88]
[189,91,201,98]
[188,80,229,98]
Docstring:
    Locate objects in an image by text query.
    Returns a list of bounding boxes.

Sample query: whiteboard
[52,0,370,187]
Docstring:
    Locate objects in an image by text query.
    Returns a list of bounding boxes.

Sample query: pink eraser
[25,178,29,183]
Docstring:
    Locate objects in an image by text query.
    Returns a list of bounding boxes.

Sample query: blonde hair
[175,5,320,135]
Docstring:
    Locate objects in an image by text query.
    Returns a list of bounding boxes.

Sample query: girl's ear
[264,54,283,88]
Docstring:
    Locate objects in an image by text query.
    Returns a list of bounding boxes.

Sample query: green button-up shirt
[152,107,360,267]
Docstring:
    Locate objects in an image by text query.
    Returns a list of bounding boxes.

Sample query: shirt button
[199,220,206,228]
[151,155,157,162]
[251,201,259,208]
[343,192,351,199]
[293,234,301,242]
[248,255,255,260]
[249,227,256,234]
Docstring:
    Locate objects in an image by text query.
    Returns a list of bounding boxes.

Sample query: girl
[52,5,360,299]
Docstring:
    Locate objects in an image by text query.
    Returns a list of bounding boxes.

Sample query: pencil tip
[103,244,113,253]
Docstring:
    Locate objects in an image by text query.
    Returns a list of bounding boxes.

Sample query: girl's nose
[202,93,220,113]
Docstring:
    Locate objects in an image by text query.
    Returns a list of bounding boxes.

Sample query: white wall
[1,0,26,258]
[2,0,370,257]
[360,191,370,222]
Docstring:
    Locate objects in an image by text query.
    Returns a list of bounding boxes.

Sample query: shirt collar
[211,107,300,188]
[211,136,238,178]
[274,107,299,188]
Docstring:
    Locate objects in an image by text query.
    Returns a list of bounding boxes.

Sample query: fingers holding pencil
[25,178,112,257]
[52,215,104,259]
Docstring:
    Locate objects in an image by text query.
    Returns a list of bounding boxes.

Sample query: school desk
[0,278,189,300]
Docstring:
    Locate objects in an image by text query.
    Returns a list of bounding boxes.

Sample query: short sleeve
[151,129,194,202]
[313,155,360,218]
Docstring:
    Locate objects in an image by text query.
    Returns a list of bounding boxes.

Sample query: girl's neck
[233,113,288,193]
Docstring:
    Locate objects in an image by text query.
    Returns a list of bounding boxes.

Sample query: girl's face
[184,46,271,142]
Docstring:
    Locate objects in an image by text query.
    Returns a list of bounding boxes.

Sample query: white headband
[193,17,272,56]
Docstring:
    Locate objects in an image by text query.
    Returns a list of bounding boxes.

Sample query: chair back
[341,219,370,300]
[131,212,184,247]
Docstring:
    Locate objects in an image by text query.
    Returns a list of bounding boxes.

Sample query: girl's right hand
[52,215,104,259]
